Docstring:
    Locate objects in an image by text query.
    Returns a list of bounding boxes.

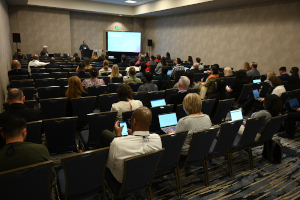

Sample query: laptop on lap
[151,99,166,107]
[289,98,300,111]
[159,113,178,133]
[230,110,243,121]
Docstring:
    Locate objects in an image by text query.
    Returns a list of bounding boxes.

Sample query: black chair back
[26,120,42,144]
[149,65,156,74]
[210,120,243,158]
[51,72,68,79]
[100,77,110,85]
[157,80,173,91]
[46,68,61,74]
[108,83,120,93]
[62,68,76,73]
[72,97,96,127]
[280,91,291,108]
[35,78,56,88]
[201,99,216,116]
[0,161,53,200]
[58,148,109,200]
[87,86,108,108]
[175,70,185,83]
[211,98,235,124]
[260,82,271,97]
[40,98,67,119]
[43,117,77,154]
[37,86,60,99]
[133,92,145,102]
[290,89,300,99]
[56,78,69,97]
[99,93,119,112]
[128,83,143,92]
[31,68,46,74]
[148,90,165,101]
[187,88,198,94]
[9,75,29,81]
[176,104,187,120]
[24,100,36,109]
[19,87,35,100]
[112,77,123,83]
[156,132,188,174]
[11,79,33,88]
[237,84,253,103]
[226,77,235,87]
[31,73,50,80]
[150,105,173,132]
[165,88,178,102]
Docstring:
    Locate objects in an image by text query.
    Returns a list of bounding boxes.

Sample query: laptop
[253,89,260,99]
[150,99,166,107]
[159,113,178,133]
[253,79,261,84]
[108,56,114,59]
[184,67,189,71]
[230,110,243,121]
[288,98,300,110]
[167,70,172,76]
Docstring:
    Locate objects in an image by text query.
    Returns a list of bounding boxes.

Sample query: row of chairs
[0,113,287,199]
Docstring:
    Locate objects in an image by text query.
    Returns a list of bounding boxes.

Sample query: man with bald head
[167,76,190,112]
[45,57,60,68]
[28,54,48,74]
[100,106,162,183]
[8,60,29,77]
[0,89,42,127]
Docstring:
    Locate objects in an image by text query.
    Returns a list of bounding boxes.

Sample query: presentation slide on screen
[108,31,141,53]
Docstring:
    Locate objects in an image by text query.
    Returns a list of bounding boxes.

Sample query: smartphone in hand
[119,122,128,136]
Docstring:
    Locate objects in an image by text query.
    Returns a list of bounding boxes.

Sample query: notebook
[150,99,166,107]
[167,70,172,76]
[288,98,300,110]
[253,79,261,84]
[159,113,178,133]
[230,110,243,121]
[253,89,260,99]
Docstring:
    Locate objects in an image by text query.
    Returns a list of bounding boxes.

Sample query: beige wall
[142,0,300,74]
[9,5,71,55]
[0,0,12,110]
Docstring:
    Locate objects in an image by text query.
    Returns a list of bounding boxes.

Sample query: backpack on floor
[263,139,283,164]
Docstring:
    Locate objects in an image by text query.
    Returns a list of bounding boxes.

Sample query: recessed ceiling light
[125,0,136,3]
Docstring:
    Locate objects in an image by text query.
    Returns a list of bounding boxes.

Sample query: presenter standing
[79,41,90,51]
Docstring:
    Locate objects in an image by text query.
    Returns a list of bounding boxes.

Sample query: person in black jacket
[117,54,129,68]
[74,62,91,79]
[8,60,29,77]
[0,89,42,127]
[226,69,248,100]
[278,67,290,82]
[167,76,190,112]
[45,57,60,68]
[285,67,300,91]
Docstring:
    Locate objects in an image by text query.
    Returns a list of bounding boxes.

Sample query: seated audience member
[190,63,199,70]
[244,62,250,71]
[246,62,260,76]
[206,64,220,74]
[45,57,60,68]
[138,72,158,93]
[74,56,81,65]
[241,76,285,115]
[72,53,78,60]
[8,60,29,77]
[91,52,98,60]
[28,54,48,74]
[195,57,203,70]
[0,89,42,126]
[124,67,142,84]
[154,67,171,81]
[84,58,92,69]
[155,54,161,63]
[226,70,249,100]
[99,60,112,76]
[187,56,193,64]
[111,84,143,122]
[285,67,300,91]
[18,54,28,64]
[82,67,105,93]
[145,52,150,60]
[117,54,128,68]
[224,67,233,77]
[239,94,282,142]
[40,45,48,57]
[167,76,190,112]
[208,79,230,118]
[96,56,104,67]
[65,76,87,117]
[170,58,184,79]
[281,107,300,139]
[74,62,91,78]
[197,65,219,98]
[278,67,290,82]
[168,93,212,155]
[0,116,55,181]
[265,71,276,82]
[136,63,147,80]
[155,57,168,74]
[96,107,162,183]
[39,51,48,59]
[173,70,197,89]
[146,55,156,67]
[135,54,145,66]
[125,61,140,76]
[13,49,27,60]
[108,65,122,82]
[166,52,171,60]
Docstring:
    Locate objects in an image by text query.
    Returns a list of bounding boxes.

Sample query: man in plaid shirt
[170,58,184,79]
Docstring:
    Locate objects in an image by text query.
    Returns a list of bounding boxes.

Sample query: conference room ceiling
[8,0,277,17]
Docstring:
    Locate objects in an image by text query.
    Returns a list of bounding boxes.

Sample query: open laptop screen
[289,98,300,108]
[167,70,172,76]
[253,89,259,99]
[230,110,243,121]
[159,113,178,128]
[184,67,189,71]
[151,99,166,107]
[253,79,261,84]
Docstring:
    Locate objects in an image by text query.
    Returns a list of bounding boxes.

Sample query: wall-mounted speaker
[148,39,152,47]
[13,33,21,43]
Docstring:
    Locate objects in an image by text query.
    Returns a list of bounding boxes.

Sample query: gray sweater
[251,110,272,134]
[175,114,212,155]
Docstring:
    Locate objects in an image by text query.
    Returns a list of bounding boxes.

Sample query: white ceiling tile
[89,0,158,6]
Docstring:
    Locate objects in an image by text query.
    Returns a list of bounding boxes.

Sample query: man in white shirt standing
[28,54,48,74]
[104,106,162,183]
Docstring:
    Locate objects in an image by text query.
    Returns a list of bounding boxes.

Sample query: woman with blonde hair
[108,65,122,82]
[99,60,111,76]
[84,58,92,69]
[243,62,250,71]
[65,76,87,116]
[265,71,276,82]
[224,67,233,77]
[168,93,212,156]
[91,52,98,60]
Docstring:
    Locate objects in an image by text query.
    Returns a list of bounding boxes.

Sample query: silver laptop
[159,113,178,133]
[150,99,166,107]
[230,110,243,121]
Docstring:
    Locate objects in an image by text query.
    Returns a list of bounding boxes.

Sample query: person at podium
[79,41,90,52]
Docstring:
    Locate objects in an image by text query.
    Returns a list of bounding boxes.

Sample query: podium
[81,49,93,58]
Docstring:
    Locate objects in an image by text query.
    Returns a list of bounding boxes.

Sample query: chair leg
[248,147,254,170]
[227,153,233,177]
[146,186,153,200]
[102,185,107,200]
[203,158,210,187]
[174,166,182,197]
